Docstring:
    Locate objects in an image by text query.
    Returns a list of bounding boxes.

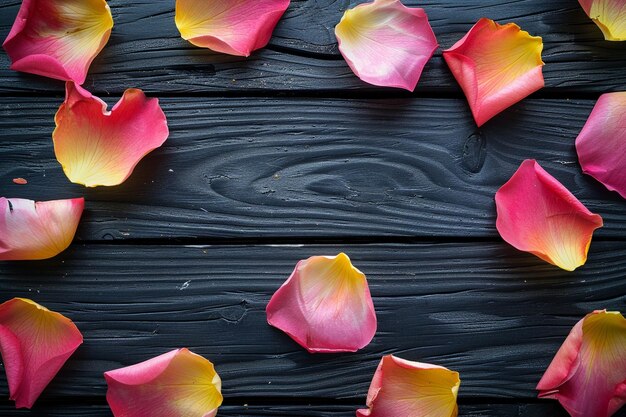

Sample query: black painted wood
[4,402,624,417]
[2,0,626,416]
[1,97,625,241]
[0,0,625,94]
[0,243,624,402]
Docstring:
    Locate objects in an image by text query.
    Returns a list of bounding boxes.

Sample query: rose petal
[537,310,626,417]
[266,253,377,353]
[0,298,83,409]
[357,355,460,417]
[495,159,603,271]
[104,348,223,417]
[443,18,544,126]
[0,197,84,261]
[53,82,169,187]
[334,0,438,91]
[2,0,113,84]
[579,0,626,41]
[576,92,626,198]
[175,0,290,56]
[12,178,27,185]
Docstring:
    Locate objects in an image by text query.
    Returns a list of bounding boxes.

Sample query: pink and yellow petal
[495,160,603,271]
[175,0,290,56]
[579,0,626,41]
[443,18,544,126]
[266,253,377,353]
[2,0,113,84]
[538,310,626,417]
[576,92,626,198]
[335,0,438,91]
[357,355,460,417]
[0,298,83,409]
[105,348,223,417]
[0,197,84,261]
[53,82,169,187]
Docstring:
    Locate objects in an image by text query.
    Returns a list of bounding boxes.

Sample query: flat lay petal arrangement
[0,0,625,416]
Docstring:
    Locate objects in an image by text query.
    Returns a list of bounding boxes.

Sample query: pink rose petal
[175,0,290,56]
[495,160,603,271]
[537,310,626,417]
[335,0,438,91]
[2,0,113,84]
[357,355,460,417]
[0,298,83,409]
[579,0,626,41]
[576,92,626,198]
[53,82,169,187]
[443,18,544,126]
[266,253,377,353]
[0,197,84,261]
[105,348,223,417]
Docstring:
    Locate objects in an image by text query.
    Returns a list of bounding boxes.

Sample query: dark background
[1,0,625,415]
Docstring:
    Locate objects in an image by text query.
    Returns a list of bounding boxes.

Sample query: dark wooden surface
[0,0,625,416]
[2,97,626,241]
[1,0,626,95]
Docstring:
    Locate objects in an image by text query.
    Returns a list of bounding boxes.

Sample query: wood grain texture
[0,0,624,94]
[1,0,625,415]
[3,402,623,417]
[1,243,624,401]
[1,96,624,241]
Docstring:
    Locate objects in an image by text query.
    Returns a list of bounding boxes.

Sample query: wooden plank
[1,96,625,241]
[1,243,624,401]
[2,402,618,417]
[1,0,624,94]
